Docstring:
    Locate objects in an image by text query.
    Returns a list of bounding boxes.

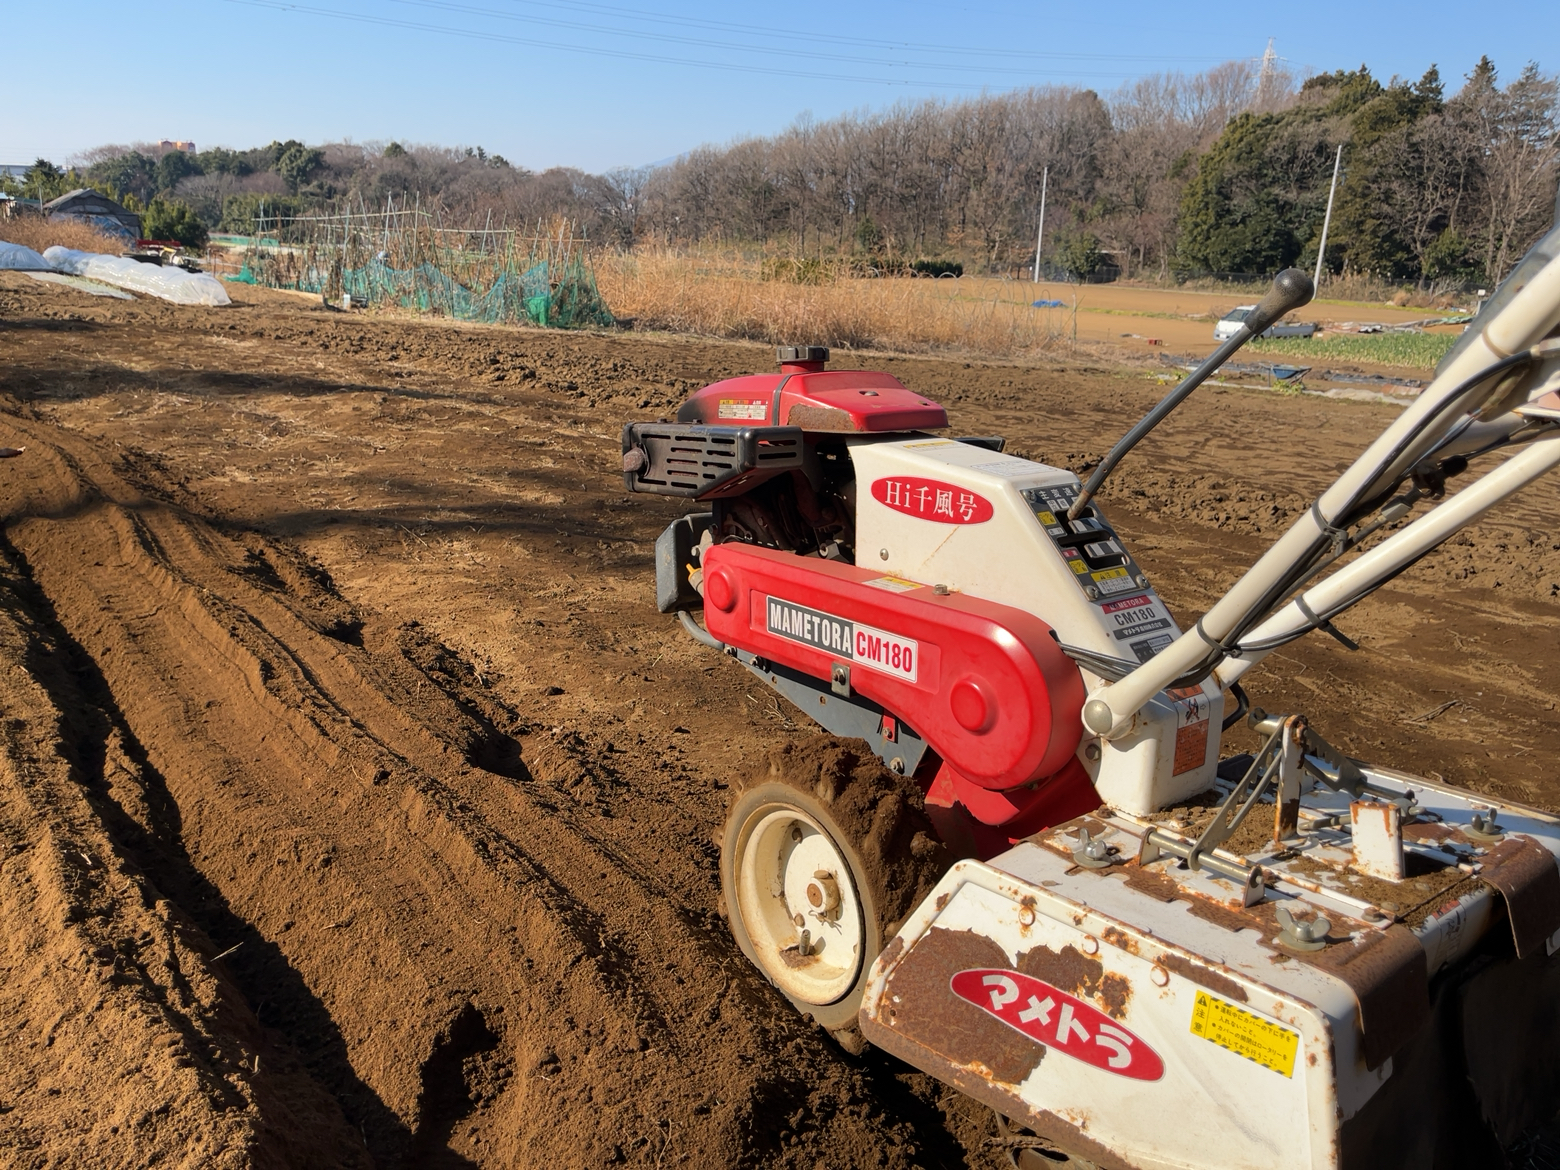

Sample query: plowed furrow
[0,414,916,1168]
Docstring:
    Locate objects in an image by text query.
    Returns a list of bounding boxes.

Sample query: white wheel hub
[735,806,865,1004]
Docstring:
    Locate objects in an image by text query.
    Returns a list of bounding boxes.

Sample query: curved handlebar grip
[1242,268,1315,338]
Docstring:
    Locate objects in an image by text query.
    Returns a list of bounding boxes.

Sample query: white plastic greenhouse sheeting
[0,242,50,270]
[42,247,231,306]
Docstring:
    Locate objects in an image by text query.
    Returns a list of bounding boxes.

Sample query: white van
[1214,304,1318,341]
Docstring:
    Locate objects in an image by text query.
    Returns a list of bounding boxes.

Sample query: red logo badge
[1102,594,1153,614]
[871,478,993,524]
[950,968,1164,1080]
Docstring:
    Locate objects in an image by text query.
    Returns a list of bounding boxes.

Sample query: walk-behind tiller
[619,219,1560,1169]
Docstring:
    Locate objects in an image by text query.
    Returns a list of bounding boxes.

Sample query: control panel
[1022,482,1175,663]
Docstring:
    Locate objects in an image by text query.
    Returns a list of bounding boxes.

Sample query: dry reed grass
[595,247,1073,359]
[0,214,124,256]
[1177,269,1471,311]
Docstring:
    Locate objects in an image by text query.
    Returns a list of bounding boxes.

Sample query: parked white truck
[1214,303,1318,340]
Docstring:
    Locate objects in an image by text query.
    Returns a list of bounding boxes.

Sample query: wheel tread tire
[720,737,949,1032]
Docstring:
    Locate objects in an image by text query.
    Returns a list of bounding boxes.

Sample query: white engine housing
[847,436,1222,814]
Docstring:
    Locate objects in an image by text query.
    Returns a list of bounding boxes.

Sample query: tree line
[640,55,1558,285]
[7,54,1555,285]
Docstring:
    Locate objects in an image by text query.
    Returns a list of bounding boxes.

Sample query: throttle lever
[1068,268,1314,520]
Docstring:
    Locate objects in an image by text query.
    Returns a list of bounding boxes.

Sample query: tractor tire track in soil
[0,326,974,1164]
[0,272,1557,1167]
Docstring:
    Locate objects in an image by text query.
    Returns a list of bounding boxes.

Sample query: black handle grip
[1241,268,1315,337]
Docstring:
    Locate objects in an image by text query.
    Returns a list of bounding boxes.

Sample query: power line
[382,0,1167,75]
[392,0,1230,67]
[219,0,1228,88]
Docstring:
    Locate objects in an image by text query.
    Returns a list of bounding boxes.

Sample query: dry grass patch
[595,247,1075,359]
[0,215,124,255]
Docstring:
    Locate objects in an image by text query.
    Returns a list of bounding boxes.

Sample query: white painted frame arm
[1213,431,1560,689]
[1085,251,1560,739]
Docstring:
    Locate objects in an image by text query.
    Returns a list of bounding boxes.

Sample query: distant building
[42,188,142,242]
[158,140,196,154]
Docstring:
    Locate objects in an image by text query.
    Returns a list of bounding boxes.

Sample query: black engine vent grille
[622,423,804,499]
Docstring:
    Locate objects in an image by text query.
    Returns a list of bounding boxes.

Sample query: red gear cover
[701,544,1086,790]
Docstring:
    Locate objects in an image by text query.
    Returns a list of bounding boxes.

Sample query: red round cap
[950,677,996,734]
[705,568,737,613]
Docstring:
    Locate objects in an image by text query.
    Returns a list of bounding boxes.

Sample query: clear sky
[4,0,1555,173]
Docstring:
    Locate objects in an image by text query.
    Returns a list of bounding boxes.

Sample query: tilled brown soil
[0,273,1556,1168]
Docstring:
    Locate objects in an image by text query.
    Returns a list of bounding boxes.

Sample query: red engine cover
[676,370,948,433]
[701,544,1085,790]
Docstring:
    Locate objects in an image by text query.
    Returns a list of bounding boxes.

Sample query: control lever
[1068,268,1314,520]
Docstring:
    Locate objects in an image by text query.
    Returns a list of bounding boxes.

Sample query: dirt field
[0,273,1556,1169]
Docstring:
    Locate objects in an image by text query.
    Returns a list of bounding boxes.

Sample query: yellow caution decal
[1189,990,1299,1078]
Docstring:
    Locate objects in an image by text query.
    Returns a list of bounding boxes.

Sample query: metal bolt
[790,825,803,843]
[1072,827,1115,869]
[797,929,811,956]
[808,870,841,915]
[793,913,805,927]
[889,757,905,775]
[1135,575,1149,587]
[1084,586,1099,600]
[932,583,949,595]
[1018,906,1036,927]
[1085,742,1101,761]
[1275,904,1330,950]
[879,548,889,561]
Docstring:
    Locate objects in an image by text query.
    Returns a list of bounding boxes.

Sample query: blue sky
[5,0,1555,173]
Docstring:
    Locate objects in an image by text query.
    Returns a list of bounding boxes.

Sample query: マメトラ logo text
[950,968,1163,1080]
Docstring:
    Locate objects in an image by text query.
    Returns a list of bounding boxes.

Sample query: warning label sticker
[969,458,1050,479]
[862,575,920,593]
[1189,990,1300,1078]
[717,398,767,420]
[1092,567,1137,595]
[1173,720,1209,774]
[1171,686,1211,775]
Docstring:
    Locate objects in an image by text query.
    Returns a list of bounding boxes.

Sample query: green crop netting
[232,248,615,330]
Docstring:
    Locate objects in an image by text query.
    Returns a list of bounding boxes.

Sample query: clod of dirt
[755,737,950,939]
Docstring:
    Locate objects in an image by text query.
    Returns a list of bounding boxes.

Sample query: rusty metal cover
[859,924,1142,1170]
[871,926,1046,1085]
[1299,924,1428,1070]
[1478,834,1560,959]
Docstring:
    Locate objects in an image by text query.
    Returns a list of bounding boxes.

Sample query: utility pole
[1031,165,1049,283]
[1314,144,1343,288]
